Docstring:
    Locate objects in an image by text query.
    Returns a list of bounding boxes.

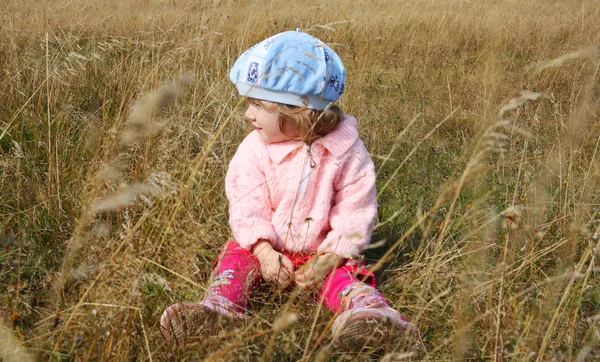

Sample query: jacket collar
[264,114,359,164]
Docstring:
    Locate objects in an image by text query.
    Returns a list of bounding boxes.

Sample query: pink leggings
[210,240,378,313]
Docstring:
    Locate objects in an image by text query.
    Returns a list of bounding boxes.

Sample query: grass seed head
[498,91,541,118]
[314,346,331,362]
[272,312,298,332]
[91,183,160,212]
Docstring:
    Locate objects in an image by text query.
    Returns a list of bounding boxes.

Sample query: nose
[244,105,255,122]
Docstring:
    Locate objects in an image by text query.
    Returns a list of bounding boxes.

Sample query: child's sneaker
[331,305,419,351]
[331,283,420,353]
[160,293,245,346]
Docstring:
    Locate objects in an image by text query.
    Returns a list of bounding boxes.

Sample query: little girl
[160,30,418,351]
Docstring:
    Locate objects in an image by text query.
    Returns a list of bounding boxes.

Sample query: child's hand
[252,241,295,288]
[295,253,344,289]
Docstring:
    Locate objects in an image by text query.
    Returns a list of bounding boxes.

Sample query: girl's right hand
[252,241,295,288]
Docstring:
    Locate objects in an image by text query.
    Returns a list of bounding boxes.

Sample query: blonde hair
[247,98,344,144]
[275,103,344,144]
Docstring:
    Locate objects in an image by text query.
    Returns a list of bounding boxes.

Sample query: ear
[281,117,300,139]
[302,108,316,117]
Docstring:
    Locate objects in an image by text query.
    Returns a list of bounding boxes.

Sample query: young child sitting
[160,29,418,351]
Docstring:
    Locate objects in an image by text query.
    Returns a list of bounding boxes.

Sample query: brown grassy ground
[1,0,600,360]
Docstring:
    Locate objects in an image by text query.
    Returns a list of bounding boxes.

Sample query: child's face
[244,99,296,143]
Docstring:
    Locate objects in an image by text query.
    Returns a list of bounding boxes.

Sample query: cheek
[281,119,299,137]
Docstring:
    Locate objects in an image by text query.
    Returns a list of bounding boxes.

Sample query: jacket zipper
[307,145,316,168]
[283,144,314,249]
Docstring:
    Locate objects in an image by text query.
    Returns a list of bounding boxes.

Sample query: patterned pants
[210,240,382,314]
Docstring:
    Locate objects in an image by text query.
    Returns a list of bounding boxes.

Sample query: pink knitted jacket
[225,114,378,259]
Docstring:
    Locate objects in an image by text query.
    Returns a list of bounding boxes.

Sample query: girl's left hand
[295,253,345,289]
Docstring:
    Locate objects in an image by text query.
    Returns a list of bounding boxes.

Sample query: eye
[247,99,261,108]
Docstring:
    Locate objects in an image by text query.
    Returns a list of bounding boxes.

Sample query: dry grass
[1,0,600,360]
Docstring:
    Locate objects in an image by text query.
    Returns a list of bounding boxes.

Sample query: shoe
[332,305,419,352]
[160,295,245,346]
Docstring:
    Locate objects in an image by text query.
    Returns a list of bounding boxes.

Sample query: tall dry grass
[1,0,600,360]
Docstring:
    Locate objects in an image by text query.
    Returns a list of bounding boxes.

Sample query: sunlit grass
[1,0,600,360]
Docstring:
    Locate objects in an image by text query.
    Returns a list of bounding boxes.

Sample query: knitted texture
[225,114,378,258]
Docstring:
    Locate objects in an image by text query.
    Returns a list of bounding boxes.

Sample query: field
[1,0,600,360]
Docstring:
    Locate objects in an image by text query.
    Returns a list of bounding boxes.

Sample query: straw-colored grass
[1,0,600,360]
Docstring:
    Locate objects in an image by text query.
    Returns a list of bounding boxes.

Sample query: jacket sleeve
[225,134,277,250]
[317,140,378,258]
